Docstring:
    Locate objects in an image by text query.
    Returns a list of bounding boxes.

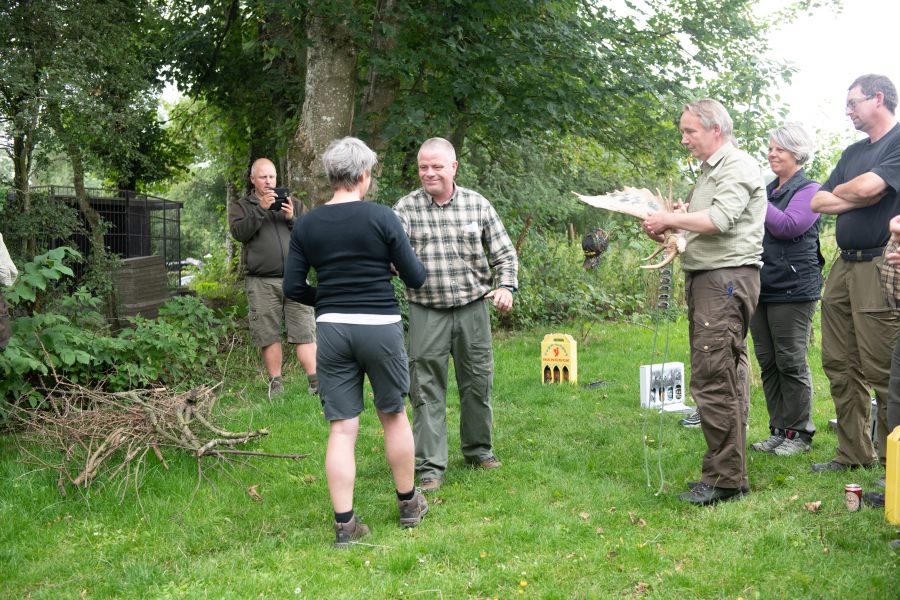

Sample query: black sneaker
[680,410,701,428]
[688,480,750,494]
[863,492,885,508]
[678,482,745,505]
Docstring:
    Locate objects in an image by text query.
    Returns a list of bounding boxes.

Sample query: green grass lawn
[1,318,898,599]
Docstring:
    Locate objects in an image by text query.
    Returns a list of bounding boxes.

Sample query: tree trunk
[69,143,105,270]
[12,125,37,256]
[287,11,358,207]
[358,0,399,154]
[224,178,237,273]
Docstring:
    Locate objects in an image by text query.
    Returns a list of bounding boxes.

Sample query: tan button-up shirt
[681,143,766,272]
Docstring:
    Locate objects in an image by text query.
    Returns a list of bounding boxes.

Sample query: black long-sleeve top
[283,201,426,316]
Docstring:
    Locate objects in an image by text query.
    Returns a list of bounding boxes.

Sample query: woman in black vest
[749,123,823,456]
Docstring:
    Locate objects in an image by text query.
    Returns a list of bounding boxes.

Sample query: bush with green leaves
[0,248,228,421]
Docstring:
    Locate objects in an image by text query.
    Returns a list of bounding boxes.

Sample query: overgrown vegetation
[0,248,229,421]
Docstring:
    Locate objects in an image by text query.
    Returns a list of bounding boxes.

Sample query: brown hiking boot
[470,455,502,470]
[398,490,429,528]
[419,478,443,493]
[334,515,370,549]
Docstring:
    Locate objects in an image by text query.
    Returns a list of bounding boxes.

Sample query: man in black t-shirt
[811,74,900,472]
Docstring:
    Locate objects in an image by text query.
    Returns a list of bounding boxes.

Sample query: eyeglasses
[846,95,874,110]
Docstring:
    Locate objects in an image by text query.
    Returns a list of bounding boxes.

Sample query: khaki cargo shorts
[246,276,315,347]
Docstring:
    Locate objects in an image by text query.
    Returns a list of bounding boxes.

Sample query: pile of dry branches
[16,381,306,497]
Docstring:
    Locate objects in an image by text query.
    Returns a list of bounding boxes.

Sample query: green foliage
[0,190,82,266]
[4,246,80,319]
[186,249,247,316]
[0,251,227,419]
[503,229,659,331]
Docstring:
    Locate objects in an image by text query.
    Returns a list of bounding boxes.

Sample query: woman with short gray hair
[749,123,823,457]
[284,136,428,547]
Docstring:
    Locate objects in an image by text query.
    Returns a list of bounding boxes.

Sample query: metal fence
[35,186,183,283]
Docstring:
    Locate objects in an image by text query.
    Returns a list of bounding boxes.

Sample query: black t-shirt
[823,123,900,250]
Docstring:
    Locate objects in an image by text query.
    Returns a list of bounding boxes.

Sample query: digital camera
[269,187,290,211]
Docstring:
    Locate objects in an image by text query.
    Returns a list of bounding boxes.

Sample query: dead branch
[14,380,307,499]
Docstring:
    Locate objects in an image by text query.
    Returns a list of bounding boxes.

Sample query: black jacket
[759,170,824,303]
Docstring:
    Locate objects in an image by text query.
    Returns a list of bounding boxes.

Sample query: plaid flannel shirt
[394,185,518,309]
[881,240,900,309]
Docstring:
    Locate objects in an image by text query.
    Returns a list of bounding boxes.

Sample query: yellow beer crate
[887,425,899,525]
[541,333,577,385]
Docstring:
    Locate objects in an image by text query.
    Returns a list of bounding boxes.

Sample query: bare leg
[326,417,360,513]
[378,409,415,493]
[295,342,317,376]
[261,342,283,378]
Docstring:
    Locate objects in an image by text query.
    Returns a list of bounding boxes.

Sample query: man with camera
[228,157,317,398]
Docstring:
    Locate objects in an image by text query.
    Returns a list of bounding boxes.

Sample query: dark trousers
[889,335,900,434]
[686,266,760,490]
[749,300,817,441]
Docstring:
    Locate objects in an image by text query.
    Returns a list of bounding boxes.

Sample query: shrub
[0,249,228,422]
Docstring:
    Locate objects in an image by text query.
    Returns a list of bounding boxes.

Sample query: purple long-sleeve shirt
[765,181,821,239]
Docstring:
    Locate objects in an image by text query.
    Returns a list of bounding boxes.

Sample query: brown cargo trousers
[686,266,760,490]
[821,256,900,466]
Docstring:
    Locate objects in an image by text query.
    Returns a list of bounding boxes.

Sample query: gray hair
[418,137,457,162]
[770,122,815,165]
[850,73,898,114]
[322,137,378,190]
[683,98,734,140]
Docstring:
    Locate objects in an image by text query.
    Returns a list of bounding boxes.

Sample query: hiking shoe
[398,491,429,528]
[678,482,745,505]
[679,410,701,428]
[811,459,878,473]
[334,515,370,548]
[268,376,284,400]
[469,456,502,470]
[419,478,443,493]
[688,480,750,494]
[863,492,885,508]
[750,434,785,453]
[772,437,811,456]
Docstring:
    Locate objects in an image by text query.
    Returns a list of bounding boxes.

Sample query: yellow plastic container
[886,425,900,525]
[541,333,577,385]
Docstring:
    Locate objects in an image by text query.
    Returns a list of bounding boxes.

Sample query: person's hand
[673,201,689,214]
[890,214,900,242]
[485,288,514,313]
[389,262,399,276]
[885,246,900,267]
[282,196,295,220]
[642,211,670,243]
[257,187,277,210]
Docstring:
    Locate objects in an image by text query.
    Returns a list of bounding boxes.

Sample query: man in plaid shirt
[394,137,518,493]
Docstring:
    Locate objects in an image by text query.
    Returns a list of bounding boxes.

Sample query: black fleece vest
[759,170,824,303]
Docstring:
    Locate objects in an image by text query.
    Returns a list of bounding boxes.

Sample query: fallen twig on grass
[15,380,307,498]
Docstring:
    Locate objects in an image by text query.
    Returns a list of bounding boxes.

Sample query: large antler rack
[573,187,686,269]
